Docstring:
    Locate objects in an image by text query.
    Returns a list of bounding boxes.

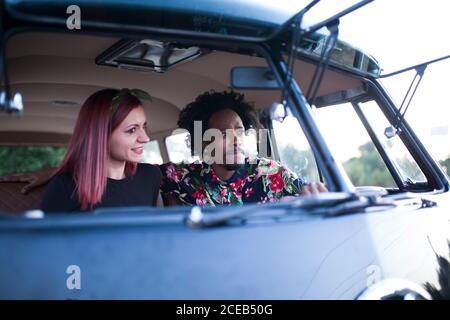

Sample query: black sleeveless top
[41,163,162,213]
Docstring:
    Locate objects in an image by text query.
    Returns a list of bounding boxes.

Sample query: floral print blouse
[159,158,306,206]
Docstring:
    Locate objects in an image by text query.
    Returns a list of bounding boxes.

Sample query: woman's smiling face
[109,105,150,164]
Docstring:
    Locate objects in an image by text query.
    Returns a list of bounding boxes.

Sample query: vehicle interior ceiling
[0,31,363,214]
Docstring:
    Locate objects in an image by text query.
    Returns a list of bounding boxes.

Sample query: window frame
[362,79,449,192]
[351,100,409,189]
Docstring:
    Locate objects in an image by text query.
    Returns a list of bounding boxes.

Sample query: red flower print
[192,187,208,206]
[245,187,254,198]
[268,170,285,194]
[230,178,245,191]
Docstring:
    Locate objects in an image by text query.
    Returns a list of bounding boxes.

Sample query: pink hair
[57,89,142,210]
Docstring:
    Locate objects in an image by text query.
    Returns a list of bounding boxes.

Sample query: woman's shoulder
[137,163,162,179]
[41,172,79,212]
[45,172,77,197]
[43,172,73,196]
[48,171,75,187]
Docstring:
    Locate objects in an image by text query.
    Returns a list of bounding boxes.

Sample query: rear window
[0,146,66,177]
[165,131,200,164]
[142,140,163,165]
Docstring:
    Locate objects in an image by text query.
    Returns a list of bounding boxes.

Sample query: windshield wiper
[185,192,437,229]
[185,192,355,228]
[315,192,435,217]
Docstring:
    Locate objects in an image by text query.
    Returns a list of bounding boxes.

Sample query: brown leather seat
[0,182,47,214]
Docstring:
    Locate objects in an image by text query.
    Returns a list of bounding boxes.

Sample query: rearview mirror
[230,67,281,90]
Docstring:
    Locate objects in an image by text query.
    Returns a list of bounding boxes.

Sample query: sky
[289,0,450,161]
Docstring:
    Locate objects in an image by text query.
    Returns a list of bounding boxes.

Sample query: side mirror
[230,66,281,90]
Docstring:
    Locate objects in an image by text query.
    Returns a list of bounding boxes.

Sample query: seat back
[0,182,47,214]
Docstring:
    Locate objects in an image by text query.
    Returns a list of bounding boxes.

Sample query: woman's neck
[107,159,126,180]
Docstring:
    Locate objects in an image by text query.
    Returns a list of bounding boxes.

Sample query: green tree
[0,146,66,177]
[343,142,396,187]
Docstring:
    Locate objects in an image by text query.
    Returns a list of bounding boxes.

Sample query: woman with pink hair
[41,89,162,212]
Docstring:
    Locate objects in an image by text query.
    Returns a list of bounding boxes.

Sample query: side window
[313,102,397,187]
[271,115,320,183]
[165,129,257,164]
[142,140,163,165]
[0,146,66,177]
[357,100,427,183]
[165,131,200,164]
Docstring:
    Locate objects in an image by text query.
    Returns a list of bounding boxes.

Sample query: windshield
[1,2,446,217]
